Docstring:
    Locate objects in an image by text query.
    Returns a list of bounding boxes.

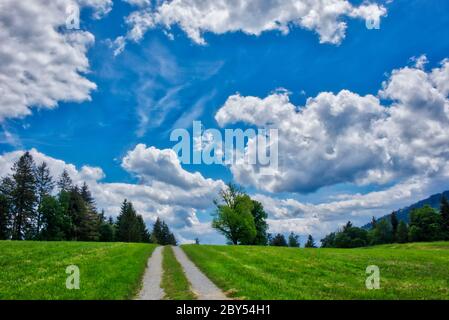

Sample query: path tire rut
[136,246,164,300]
[172,246,229,300]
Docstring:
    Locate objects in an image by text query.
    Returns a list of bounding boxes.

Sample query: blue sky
[1,0,449,243]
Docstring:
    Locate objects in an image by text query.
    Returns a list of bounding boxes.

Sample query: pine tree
[77,182,100,241]
[370,219,393,245]
[151,217,163,244]
[35,162,54,235]
[288,232,300,247]
[270,233,288,247]
[81,182,95,210]
[161,221,171,244]
[65,187,86,240]
[396,221,409,243]
[0,194,10,240]
[11,152,37,240]
[371,216,377,229]
[99,212,115,242]
[440,196,449,240]
[136,215,151,243]
[390,211,399,241]
[57,169,73,193]
[167,232,177,246]
[151,217,177,245]
[116,200,143,243]
[305,235,317,248]
[80,207,101,241]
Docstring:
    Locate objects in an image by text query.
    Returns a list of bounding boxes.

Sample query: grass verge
[0,241,157,300]
[161,246,196,300]
[182,242,449,300]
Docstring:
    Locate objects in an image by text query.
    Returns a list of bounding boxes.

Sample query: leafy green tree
[335,223,369,248]
[39,196,68,241]
[320,232,336,248]
[270,233,288,247]
[396,221,409,243]
[35,162,54,235]
[440,196,449,240]
[11,152,37,240]
[212,184,256,245]
[99,214,115,242]
[370,219,393,245]
[409,206,443,242]
[321,221,368,248]
[249,200,268,245]
[305,235,317,248]
[288,232,300,247]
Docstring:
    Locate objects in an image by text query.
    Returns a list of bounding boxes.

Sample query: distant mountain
[362,190,449,230]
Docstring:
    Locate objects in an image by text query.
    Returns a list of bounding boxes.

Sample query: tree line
[0,152,176,245]
[321,198,449,248]
[211,183,449,248]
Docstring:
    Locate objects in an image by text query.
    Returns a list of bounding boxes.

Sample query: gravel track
[172,246,229,300]
[136,246,164,300]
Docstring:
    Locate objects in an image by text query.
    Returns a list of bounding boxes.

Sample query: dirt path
[136,246,164,300]
[172,246,229,300]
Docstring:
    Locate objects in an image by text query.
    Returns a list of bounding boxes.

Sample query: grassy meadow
[0,241,157,300]
[182,242,449,300]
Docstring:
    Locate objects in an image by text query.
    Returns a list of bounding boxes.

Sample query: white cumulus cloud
[0,0,112,121]
[114,0,386,54]
[215,58,449,194]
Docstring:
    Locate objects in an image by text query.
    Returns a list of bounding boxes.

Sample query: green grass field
[161,246,196,300]
[182,242,449,300]
[0,241,157,300]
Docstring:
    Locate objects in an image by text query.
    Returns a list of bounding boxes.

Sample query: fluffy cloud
[0,147,224,243]
[122,0,150,7]
[115,0,386,54]
[0,0,112,121]
[122,144,224,190]
[215,58,449,194]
